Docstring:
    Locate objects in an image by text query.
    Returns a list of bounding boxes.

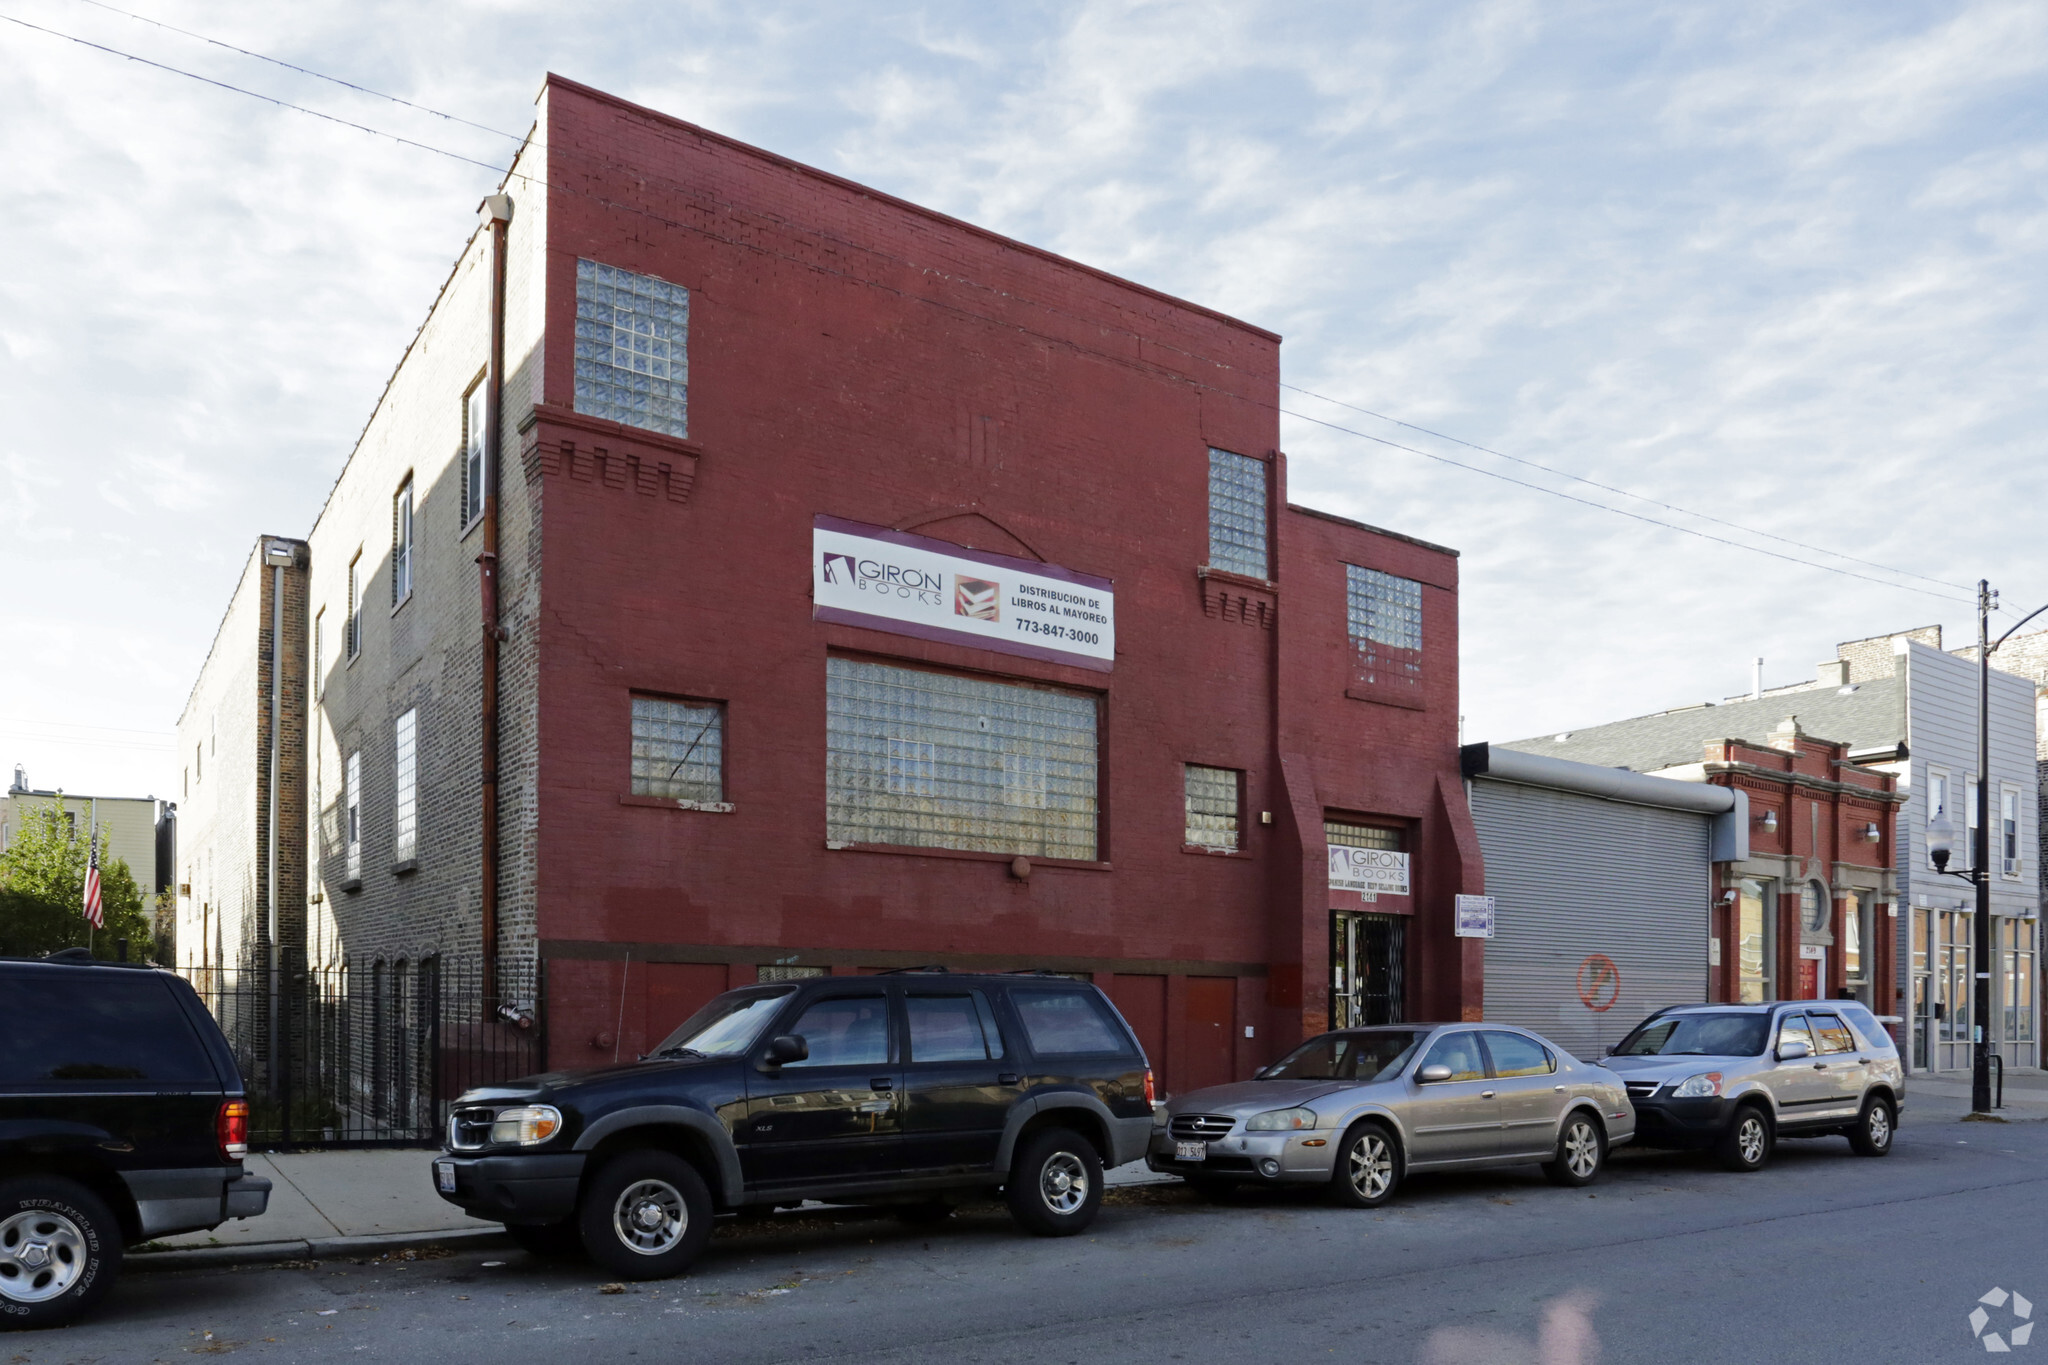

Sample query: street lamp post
[1927,579,2048,1116]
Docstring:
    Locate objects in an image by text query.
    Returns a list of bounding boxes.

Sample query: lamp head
[1929,813,1955,871]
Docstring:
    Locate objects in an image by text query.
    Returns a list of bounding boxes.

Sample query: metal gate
[1332,912,1405,1027]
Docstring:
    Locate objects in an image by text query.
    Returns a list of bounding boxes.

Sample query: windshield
[1264,1030,1426,1082]
[651,988,795,1058]
[1614,1012,1769,1058]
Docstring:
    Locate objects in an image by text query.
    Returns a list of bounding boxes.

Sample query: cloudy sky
[4,0,2046,801]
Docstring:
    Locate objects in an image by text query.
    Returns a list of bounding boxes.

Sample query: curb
[129,1225,511,1273]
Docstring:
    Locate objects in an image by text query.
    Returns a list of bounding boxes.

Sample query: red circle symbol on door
[1577,954,1622,1012]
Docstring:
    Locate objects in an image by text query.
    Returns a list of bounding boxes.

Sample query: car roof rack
[877,965,951,975]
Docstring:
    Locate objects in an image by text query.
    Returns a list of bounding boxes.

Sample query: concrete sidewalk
[134,1147,1173,1268]
[1909,1067,2048,1109]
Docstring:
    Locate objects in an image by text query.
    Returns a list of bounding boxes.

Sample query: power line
[1283,383,1975,594]
[65,0,527,143]
[2,12,1980,607]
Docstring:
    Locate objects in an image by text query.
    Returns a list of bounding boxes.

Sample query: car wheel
[1329,1122,1402,1209]
[576,1150,714,1280]
[1542,1113,1606,1187]
[0,1176,121,1332]
[1715,1104,1774,1173]
[1848,1095,1895,1158]
[505,1218,585,1261]
[1005,1127,1103,1237]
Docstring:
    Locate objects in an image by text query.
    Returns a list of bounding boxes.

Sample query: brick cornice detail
[1196,566,1277,629]
[520,403,701,504]
[1710,762,1906,805]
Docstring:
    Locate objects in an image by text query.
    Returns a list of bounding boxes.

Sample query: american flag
[83,829,103,930]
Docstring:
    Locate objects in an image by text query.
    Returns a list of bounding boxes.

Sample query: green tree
[0,799,152,959]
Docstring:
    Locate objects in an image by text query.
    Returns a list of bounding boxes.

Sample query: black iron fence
[180,953,545,1148]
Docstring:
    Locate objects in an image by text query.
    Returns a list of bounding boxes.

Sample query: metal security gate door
[1332,913,1405,1027]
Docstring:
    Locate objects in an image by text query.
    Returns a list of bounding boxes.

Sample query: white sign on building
[1454,894,1496,939]
[812,516,1115,672]
[1329,845,1410,896]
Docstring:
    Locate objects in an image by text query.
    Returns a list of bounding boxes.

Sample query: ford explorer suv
[1603,1001,1904,1171]
[1,951,272,1331]
[432,971,1154,1278]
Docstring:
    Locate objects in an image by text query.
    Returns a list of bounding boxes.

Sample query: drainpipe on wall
[478,193,513,1008]
[263,538,294,1097]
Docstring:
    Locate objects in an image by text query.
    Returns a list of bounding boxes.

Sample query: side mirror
[1416,1064,1454,1084]
[764,1034,808,1066]
[1777,1038,1811,1062]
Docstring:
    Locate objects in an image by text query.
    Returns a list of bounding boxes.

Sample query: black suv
[0,952,272,1330]
[433,971,1154,1278]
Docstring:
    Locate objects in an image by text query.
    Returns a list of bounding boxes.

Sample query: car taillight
[218,1099,249,1161]
[1143,1068,1156,1105]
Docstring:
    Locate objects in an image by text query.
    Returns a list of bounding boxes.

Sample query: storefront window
[1737,879,1773,1003]
[2003,918,2037,1047]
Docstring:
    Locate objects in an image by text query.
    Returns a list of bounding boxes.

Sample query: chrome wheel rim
[1564,1122,1600,1178]
[0,1208,87,1304]
[1039,1151,1088,1215]
[1347,1133,1393,1200]
[1737,1116,1766,1165]
[612,1179,687,1256]
[1867,1104,1891,1149]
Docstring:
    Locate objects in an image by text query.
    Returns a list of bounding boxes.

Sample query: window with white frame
[345,750,362,880]
[392,479,414,606]
[1927,770,1948,866]
[630,696,725,804]
[1346,563,1423,696]
[2002,785,2021,877]
[346,554,363,659]
[393,710,418,862]
[825,657,1098,860]
[1184,765,1240,851]
[575,259,690,439]
[462,381,488,528]
[1206,449,1268,578]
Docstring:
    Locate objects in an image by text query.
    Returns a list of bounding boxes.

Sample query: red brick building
[196,76,1484,1099]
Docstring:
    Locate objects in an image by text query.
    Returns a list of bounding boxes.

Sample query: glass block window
[575,259,690,439]
[826,657,1099,860]
[1346,563,1423,696]
[1207,449,1269,578]
[631,696,724,804]
[393,709,418,861]
[1184,765,1240,851]
[1325,820,1401,850]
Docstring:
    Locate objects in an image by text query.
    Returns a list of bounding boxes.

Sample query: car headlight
[1246,1107,1318,1131]
[489,1105,563,1145]
[1671,1073,1723,1099]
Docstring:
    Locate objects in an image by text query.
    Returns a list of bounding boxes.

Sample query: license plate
[1175,1140,1208,1162]
[435,1161,456,1193]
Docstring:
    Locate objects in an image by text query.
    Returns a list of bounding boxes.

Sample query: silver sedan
[1146,1023,1636,1207]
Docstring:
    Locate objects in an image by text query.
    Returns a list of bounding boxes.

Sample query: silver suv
[1602,1002,1903,1171]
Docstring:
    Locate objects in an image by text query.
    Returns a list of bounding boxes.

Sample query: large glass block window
[1325,820,1400,851]
[631,696,725,804]
[1346,563,1423,698]
[1184,765,1240,851]
[393,709,418,861]
[826,657,1099,860]
[575,259,690,439]
[1207,448,1269,578]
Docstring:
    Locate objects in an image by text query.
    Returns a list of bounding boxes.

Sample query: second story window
[575,259,690,439]
[346,554,363,660]
[2002,787,2021,876]
[394,709,418,863]
[1346,564,1423,702]
[1184,765,1240,851]
[392,479,414,606]
[462,381,488,529]
[631,695,725,805]
[1206,449,1268,578]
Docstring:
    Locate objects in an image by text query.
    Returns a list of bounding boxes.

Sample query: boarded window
[1184,764,1240,851]
[826,657,1098,860]
[574,259,689,439]
[1346,564,1422,701]
[631,696,724,804]
[1207,449,1268,578]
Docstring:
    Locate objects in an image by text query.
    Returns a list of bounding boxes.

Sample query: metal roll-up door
[1471,778,1710,1061]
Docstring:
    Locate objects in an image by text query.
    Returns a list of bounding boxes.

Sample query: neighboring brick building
[180,75,1482,1096]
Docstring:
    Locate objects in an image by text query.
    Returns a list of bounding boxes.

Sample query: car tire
[1329,1121,1402,1209]
[1848,1095,1896,1158]
[1715,1103,1774,1173]
[1005,1127,1103,1237]
[576,1150,714,1280]
[505,1218,585,1261]
[0,1176,122,1332]
[1542,1113,1607,1187]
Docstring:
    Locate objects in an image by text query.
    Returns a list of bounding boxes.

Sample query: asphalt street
[19,1095,2047,1364]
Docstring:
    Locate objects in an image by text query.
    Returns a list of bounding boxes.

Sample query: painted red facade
[521,77,1481,1093]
